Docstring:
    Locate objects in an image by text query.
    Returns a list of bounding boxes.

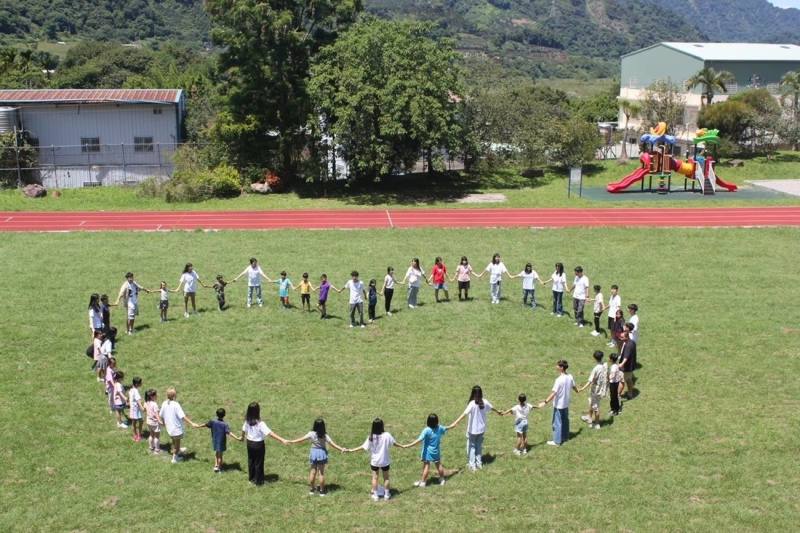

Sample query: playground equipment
[606,124,738,194]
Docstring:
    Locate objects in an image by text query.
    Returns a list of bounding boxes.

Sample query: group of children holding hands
[87,346,637,500]
[84,252,642,500]
[99,255,640,339]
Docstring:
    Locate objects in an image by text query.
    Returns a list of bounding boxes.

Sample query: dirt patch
[456,193,507,204]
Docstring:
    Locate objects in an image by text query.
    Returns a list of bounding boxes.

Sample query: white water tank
[0,107,19,133]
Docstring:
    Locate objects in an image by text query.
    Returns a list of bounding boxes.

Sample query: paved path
[747,180,800,197]
[1,207,799,232]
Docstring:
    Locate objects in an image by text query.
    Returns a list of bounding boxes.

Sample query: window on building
[134,136,154,152]
[153,108,163,115]
[81,137,100,153]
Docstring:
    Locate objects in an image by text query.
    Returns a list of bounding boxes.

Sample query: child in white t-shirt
[501,393,538,456]
[128,377,145,442]
[448,385,503,471]
[158,281,177,323]
[111,371,128,429]
[344,418,400,501]
[590,285,604,337]
[512,263,542,309]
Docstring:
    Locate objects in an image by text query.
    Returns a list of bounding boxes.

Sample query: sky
[768,0,800,8]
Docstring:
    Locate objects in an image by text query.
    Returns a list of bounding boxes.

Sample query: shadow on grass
[221,462,243,472]
[291,169,559,206]
[480,453,497,465]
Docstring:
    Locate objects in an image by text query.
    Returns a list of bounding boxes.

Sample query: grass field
[1,227,799,531]
[2,154,799,212]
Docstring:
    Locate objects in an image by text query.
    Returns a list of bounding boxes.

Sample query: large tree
[686,67,734,107]
[617,97,642,161]
[206,0,362,179]
[641,80,687,135]
[779,71,800,150]
[309,18,463,181]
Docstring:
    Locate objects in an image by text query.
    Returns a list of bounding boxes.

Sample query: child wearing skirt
[287,418,345,496]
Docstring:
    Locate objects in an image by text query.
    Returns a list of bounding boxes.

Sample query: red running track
[1,207,800,232]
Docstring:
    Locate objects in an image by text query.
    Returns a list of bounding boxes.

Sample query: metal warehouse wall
[621,45,704,90]
[19,103,179,165]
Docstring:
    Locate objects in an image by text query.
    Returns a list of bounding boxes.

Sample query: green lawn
[2,154,799,212]
[1,228,799,530]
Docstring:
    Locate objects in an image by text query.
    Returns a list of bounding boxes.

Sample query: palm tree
[686,67,735,107]
[617,98,642,161]
[780,70,800,118]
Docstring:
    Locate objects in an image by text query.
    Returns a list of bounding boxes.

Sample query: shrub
[137,177,164,198]
[163,165,242,203]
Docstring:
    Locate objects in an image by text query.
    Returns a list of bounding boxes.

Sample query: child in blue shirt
[202,408,242,472]
[273,271,295,308]
[400,413,456,487]
[367,279,378,322]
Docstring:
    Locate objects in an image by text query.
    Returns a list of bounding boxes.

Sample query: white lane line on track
[386,210,394,228]
[3,216,12,222]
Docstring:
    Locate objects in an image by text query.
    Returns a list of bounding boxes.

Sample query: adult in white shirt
[449,385,503,471]
[627,303,640,344]
[606,285,621,347]
[542,262,567,316]
[159,387,201,463]
[176,263,209,318]
[114,271,151,335]
[539,360,579,446]
[567,266,590,327]
[241,402,288,485]
[401,258,428,309]
[233,257,272,308]
[343,270,367,328]
[477,253,511,304]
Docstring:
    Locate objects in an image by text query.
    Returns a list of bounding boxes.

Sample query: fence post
[51,145,57,189]
[157,143,162,177]
[121,143,127,183]
[14,127,22,188]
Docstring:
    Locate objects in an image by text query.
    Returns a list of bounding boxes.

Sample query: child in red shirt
[428,257,450,303]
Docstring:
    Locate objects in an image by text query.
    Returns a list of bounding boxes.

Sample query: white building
[0,88,185,188]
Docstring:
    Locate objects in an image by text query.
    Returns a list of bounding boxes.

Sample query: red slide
[715,175,738,192]
[607,167,649,193]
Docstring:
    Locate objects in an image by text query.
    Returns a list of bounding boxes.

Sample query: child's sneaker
[439,478,446,486]
[183,312,189,318]
[360,324,365,328]
[171,456,181,463]
[513,449,521,456]
[179,447,188,454]
[546,440,560,446]
[370,492,380,502]
[308,488,316,496]
[383,491,391,501]
[413,480,426,487]
[387,311,392,316]
[580,415,592,424]
[593,424,601,430]
[318,489,327,497]
[591,330,600,337]
[118,422,129,429]
[213,466,221,473]
[522,449,528,455]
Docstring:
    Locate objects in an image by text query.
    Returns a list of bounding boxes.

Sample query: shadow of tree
[291,169,559,206]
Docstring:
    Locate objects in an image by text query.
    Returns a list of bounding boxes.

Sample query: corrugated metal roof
[624,42,800,62]
[0,89,182,104]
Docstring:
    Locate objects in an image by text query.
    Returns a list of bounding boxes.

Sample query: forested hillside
[645,0,800,43]
[0,0,209,44]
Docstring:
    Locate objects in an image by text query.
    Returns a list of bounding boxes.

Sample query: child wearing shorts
[144,389,163,454]
[428,257,449,303]
[213,275,228,311]
[316,274,337,319]
[203,408,242,472]
[345,418,400,501]
[287,418,345,496]
[298,273,314,312]
[128,377,145,442]
[580,350,609,429]
[158,281,176,322]
[111,371,128,429]
[274,271,295,308]
[452,256,474,301]
[502,394,536,455]
[400,413,453,487]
